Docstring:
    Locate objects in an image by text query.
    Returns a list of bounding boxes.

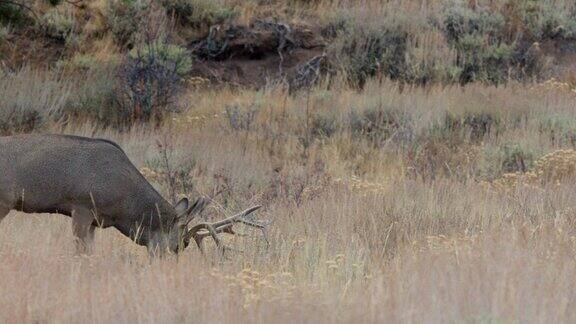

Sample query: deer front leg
[0,205,10,225]
[71,206,96,254]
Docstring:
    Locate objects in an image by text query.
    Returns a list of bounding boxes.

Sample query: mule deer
[0,134,269,255]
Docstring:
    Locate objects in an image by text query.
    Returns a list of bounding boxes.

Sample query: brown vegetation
[0,75,575,321]
[2,0,576,87]
[2,0,576,323]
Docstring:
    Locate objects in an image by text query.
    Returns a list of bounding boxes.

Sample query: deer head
[147,197,270,256]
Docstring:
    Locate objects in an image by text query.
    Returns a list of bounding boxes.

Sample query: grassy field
[3,0,576,323]
[1,77,576,322]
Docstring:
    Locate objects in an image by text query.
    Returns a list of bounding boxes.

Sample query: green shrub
[538,115,576,147]
[0,66,122,129]
[225,104,258,132]
[0,25,10,43]
[106,0,149,47]
[442,4,517,84]
[327,9,462,87]
[441,1,576,84]
[0,64,177,131]
[0,68,71,134]
[61,66,122,126]
[349,106,411,145]
[310,113,338,138]
[429,111,499,145]
[320,1,575,87]
[118,41,192,124]
[514,0,576,40]
[161,0,235,27]
[128,42,192,76]
[0,1,29,26]
[453,34,516,84]
[56,54,120,71]
[327,15,410,87]
[41,9,76,42]
[442,4,506,44]
[501,143,535,173]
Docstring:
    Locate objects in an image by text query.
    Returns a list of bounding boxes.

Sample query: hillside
[3,1,576,323]
[2,0,576,88]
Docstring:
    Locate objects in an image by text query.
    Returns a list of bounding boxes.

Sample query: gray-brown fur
[0,134,267,256]
[0,134,196,254]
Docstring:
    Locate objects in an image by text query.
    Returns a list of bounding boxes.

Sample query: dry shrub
[6,63,576,322]
[0,67,71,134]
[0,66,124,131]
[105,0,150,48]
[161,0,236,27]
[490,149,576,191]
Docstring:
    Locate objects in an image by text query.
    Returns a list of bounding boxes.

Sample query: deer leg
[71,206,96,254]
[0,205,10,225]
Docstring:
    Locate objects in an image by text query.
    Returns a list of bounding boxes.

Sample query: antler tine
[209,205,263,228]
[211,205,271,243]
[186,205,271,253]
[234,206,271,246]
[188,222,237,256]
[230,210,271,246]
[210,211,271,245]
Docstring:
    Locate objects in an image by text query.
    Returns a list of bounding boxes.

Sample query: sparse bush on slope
[161,0,235,27]
[319,0,576,87]
[117,40,192,124]
[105,0,151,48]
[0,0,30,26]
[41,7,76,43]
[2,0,576,88]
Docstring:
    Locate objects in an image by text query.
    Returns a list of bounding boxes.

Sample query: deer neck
[114,193,177,246]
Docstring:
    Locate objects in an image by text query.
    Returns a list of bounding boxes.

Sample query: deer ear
[176,197,210,227]
[187,197,210,216]
[174,198,189,216]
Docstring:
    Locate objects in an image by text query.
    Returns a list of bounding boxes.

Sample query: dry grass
[4,1,576,322]
[3,163,576,322]
[3,212,576,323]
[2,74,576,322]
[5,0,576,86]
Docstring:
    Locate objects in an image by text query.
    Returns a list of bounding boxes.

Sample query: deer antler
[186,205,271,255]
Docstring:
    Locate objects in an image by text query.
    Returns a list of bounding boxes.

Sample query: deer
[0,134,270,256]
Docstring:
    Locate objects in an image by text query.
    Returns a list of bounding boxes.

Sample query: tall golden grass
[1,75,576,322]
[3,0,576,321]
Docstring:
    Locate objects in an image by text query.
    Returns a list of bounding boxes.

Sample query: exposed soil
[0,28,66,69]
[188,19,326,88]
[0,18,328,88]
[538,39,576,82]
[4,16,576,88]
